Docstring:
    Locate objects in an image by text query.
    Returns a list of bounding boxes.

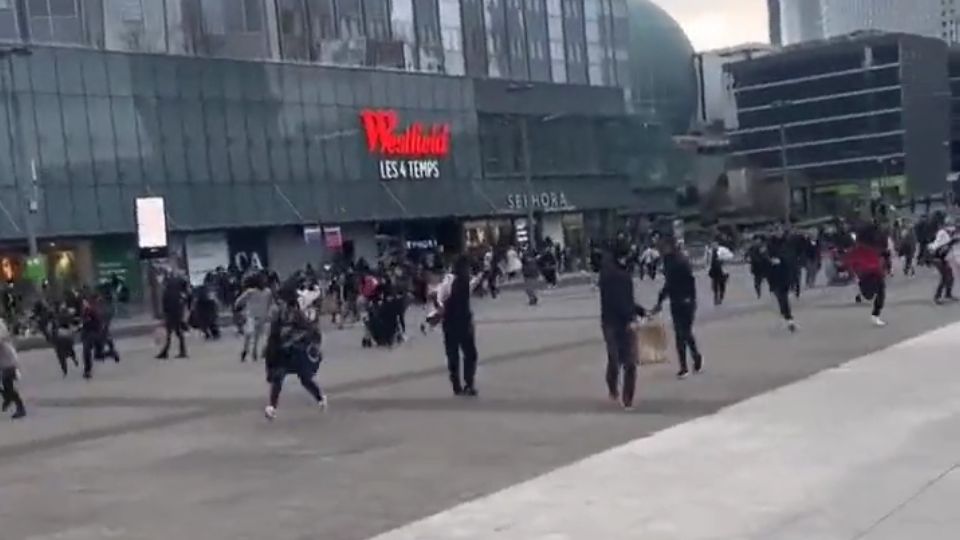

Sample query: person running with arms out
[437,256,480,397]
[235,273,273,362]
[654,237,703,379]
[263,281,326,420]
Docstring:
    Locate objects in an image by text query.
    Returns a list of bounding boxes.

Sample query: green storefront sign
[92,237,141,300]
[24,255,46,284]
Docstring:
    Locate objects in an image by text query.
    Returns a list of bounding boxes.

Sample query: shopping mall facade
[0,1,679,296]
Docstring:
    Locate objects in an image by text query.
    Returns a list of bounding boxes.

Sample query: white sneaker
[872,316,887,327]
[318,397,329,411]
[264,405,277,420]
[786,320,797,333]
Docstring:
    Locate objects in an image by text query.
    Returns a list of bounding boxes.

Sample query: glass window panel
[34,94,68,184]
[28,0,48,16]
[157,98,188,182]
[111,96,143,184]
[0,10,20,40]
[181,99,208,182]
[247,102,270,181]
[204,98,230,183]
[61,95,92,184]
[390,0,417,71]
[27,17,51,43]
[49,0,76,16]
[225,100,250,182]
[106,54,134,96]
[50,14,83,43]
[244,0,263,32]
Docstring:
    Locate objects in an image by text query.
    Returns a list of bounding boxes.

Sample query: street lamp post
[517,114,536,251]
[0,46,36,256]
[773,99,792,224]
[506,83,539,251]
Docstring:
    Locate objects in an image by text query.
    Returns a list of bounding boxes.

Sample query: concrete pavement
[370,307,960,540]
[2,267,959,540]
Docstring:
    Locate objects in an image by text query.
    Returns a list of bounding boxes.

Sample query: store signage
[135,196,168,259]
[360,109,450,180]
[227,230,269,273]
[506,192,571,212]
[324,226,343,250]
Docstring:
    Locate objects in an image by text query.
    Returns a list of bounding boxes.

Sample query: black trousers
[158,317,187,357]
[752,272,764,298]
[602,323,636,406]
[54,336,76,376]
[710,274,728,305]
[903,253,915,276]
[443,323,478,391]
[671,303,701,371]
[268,365,324,408]
[935,260,955,301]
[772,286,793,321]
[790,267,802,297]
[1,366,24,414]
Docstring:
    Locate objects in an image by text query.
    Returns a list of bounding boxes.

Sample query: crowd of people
[7,209,960,421]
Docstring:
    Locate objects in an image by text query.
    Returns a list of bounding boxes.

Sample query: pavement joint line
[849,461,960,540]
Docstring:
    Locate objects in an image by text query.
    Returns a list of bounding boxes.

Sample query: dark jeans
[903,253,915,276]
[858,275,886,317]
[935,260,955,301]
[82,332,118,378]
[1,366,24,414]
[158,317,187,358]
[710,274,728,305]
[671,303,701,371]
[752,272,764,298]
[790,267,802,297]
[54,336,76,376]
[443,323,478,392]
[772,284,793,321]
[602,323,636,406]
[268,365,324,408]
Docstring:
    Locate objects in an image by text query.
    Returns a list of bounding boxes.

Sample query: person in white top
[0,318,25,419]
[235,274,275,362]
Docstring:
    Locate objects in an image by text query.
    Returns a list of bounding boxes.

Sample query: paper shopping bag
[635,317,669,366]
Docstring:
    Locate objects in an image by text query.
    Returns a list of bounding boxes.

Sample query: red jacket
[844,243,883,279]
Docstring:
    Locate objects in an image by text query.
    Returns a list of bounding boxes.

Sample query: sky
[651,0,770,51]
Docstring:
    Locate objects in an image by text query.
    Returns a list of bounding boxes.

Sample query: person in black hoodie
[440,256,479,397]
[765,227,798,332]
[599,248,646,410]
[747,236,768,298]
[156,273,189,360]
[654,238,702,379]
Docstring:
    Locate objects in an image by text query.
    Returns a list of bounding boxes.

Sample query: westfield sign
[360,109,450,180]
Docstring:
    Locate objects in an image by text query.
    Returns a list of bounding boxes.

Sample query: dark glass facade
[0,46,663,240]
[0,0,627,87]
[727,33,950,205]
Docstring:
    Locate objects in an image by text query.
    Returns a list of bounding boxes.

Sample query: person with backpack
[929,217,957,304]
[263,281,326,420]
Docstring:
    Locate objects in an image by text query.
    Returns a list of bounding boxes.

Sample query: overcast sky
[651,0,769,51]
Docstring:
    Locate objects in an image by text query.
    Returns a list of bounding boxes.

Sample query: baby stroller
[362,295,400,348]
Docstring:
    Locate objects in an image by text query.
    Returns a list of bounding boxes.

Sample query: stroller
[824,246,854,286]
[362,293,401,348]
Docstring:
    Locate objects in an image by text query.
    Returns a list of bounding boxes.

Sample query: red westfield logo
[360,109,451,158]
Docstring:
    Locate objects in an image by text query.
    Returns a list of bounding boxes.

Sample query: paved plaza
[3,268,960,540]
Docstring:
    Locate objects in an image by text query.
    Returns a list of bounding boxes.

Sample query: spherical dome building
[624,0,698,134]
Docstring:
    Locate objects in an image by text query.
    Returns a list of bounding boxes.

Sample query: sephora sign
[360,109,451,180]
